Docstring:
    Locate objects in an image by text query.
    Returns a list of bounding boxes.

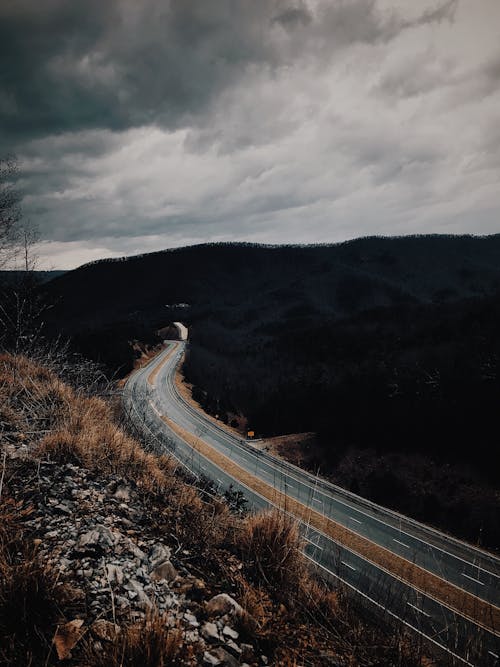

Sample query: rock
[54,502,73,515]
[210,647,240,667]
[114,484,131,501]
[91,620,121,642]
[203,651,221,666]
[183,611,199,627]
[206,594,244,619]
[129,544,147,561]
[53,619,85,660]
[78,529,100,549]
[106,563,124,585]
[201,621,220,643]
[224,639,242,657]
[149,543,171,568]
[151,559,178,582]
[127,579,153,609]
[76,524,116,555]
[222,625,239,640]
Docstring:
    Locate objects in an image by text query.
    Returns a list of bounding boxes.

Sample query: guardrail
[167,350,499,568]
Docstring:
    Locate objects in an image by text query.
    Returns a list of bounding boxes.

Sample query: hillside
[0,270,65,285]
[44,235,500,339]
[41,235,500,548]
[0,352,429,666]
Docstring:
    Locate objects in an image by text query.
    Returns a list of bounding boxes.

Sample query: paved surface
[124,341,500,666]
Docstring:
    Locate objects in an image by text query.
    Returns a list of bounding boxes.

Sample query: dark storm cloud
[0,0,459,149]
[1,0,499,269]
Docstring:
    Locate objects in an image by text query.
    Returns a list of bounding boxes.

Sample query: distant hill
[0,270,66,286]
[44,234,500,334]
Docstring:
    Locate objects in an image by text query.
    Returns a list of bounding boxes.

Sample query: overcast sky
[1,0,499,269]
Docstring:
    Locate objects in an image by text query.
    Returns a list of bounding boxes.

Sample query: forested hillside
[41,236,500,548]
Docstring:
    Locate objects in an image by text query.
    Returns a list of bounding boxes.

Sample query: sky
[1,0,499,269]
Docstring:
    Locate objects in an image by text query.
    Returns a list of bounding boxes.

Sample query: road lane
[123,342,500,666]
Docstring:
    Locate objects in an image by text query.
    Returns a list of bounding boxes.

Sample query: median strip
[162,414,500,636]
[147,344,178,386]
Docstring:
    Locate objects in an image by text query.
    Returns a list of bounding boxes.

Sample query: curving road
[124,341,500,666]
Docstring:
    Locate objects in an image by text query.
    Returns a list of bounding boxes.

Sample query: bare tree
[0,155,22,268]
[0,155,45,352]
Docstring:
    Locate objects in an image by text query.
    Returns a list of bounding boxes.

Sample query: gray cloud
[1,0,499,269]
[0,0,459,147]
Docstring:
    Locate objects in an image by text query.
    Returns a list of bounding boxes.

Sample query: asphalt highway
[124,341,500,666]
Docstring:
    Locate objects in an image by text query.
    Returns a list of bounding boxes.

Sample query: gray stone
[106,563,124,585]
[203,651,221,666]
[151,559,178,582]
[211,648,240,667]
[183,611,199,627]
[149,543,172,568]
[127,579,152,609]
[201,621,220,643]
[224,639,242,656]
[222,625,239,640]
[114,484,131,501]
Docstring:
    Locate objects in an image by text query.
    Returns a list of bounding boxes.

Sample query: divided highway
[124,341,500,666]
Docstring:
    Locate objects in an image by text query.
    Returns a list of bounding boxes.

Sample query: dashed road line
[462,573,484,586]
[341,560,356,571]
[407,602,431,618]
[393,538,410,549]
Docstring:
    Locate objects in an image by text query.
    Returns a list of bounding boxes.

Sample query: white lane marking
[462,573,484,586]
[313,498,323,505]
[349,516,362,524]
[488,650,499,659]
[393,538,410,549]
[304,537,323,551]
[341,560,356,571]
[149,396,499,640]
[216,478,223,486]
[407,602,431,618]
[150,347,500,583]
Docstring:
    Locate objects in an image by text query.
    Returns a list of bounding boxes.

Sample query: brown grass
[0,352,178,493]
[0,497,76,666]
[85,613,188,667]
[37,395,175,493]
[240,510,306,597]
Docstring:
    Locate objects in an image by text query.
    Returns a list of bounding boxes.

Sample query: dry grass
[0,498,76,666]
[240,510,307,598]
[0,352,177,493]
[85,613,188,667]
[37,396,174,492]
